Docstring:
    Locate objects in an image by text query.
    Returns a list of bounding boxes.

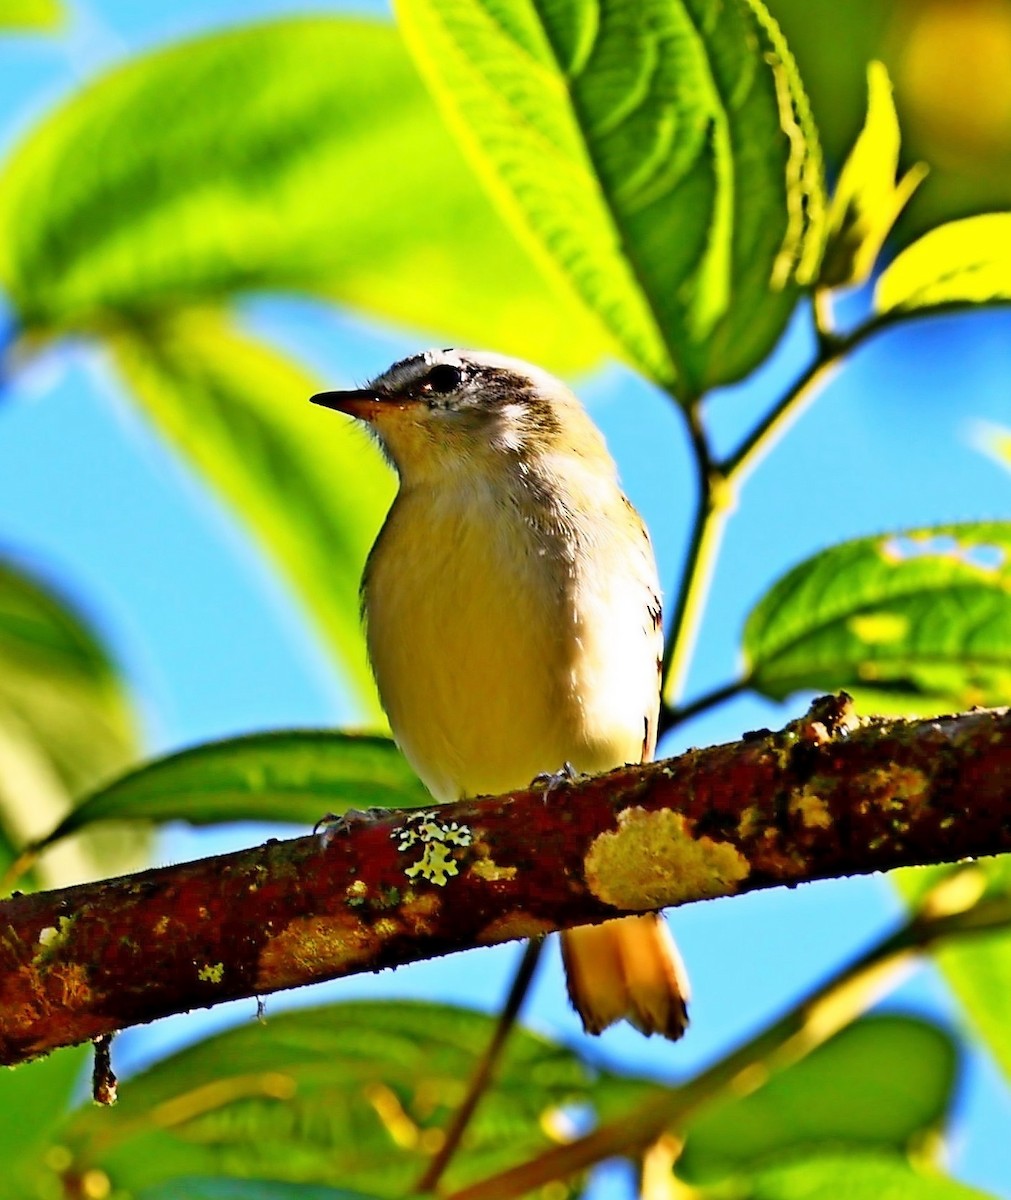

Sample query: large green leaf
[35,730,428,850]
[743,523,1011,714]
[678,1016,956,1183]
[55,1001,612,1199]
[0,0,62,30]
[0,556,141,887]
[108,311,391,717]
[875,213,1011,314]
[0,1047,86,1200]
[395,0,825,394]
[741,1153,995,1200]
[0,17,603,373]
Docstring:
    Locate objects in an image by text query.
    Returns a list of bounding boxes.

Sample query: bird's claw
[313,808,388,841]
[531,762,582,803]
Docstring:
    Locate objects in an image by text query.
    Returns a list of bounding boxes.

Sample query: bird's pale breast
[363,470,661,803]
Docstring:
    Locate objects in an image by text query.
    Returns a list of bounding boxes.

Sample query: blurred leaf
[678,1016,956,1183]
[0,555,142,888]
[820,61,926,288]
[395,0,825,395]
[57,1001,611,1199]
[0,1046,86,1200]
[895,859,1011,1086]
[740,1152,996,1200]
[743,522,1011,714]
[767,0,1011,252]
[0,17,603,373]
[0,0,62,30]
[37,730,428,849]
[875,213,1011,313]
[138,1183,379,1200]
[108,310,391,718]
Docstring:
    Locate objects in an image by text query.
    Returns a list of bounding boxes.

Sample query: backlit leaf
[678,1016,956,1183]
[0,17,603,373]
[138,1183,379,1200]
[0,0,62,30]
[395,0,825,394]
[0,556,141,887]
[0,1047,86,1200]
[107,311,392,717]
[875,213,1011,313]
[37,730,428,849]
[743,522,1011,714]
[820,62,927,289]
[895,859,1011,1086]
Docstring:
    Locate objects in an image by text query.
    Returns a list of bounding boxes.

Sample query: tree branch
[2,694,1010,1066]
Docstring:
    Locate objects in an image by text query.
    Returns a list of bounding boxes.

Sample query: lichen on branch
[1,694,1009,1067]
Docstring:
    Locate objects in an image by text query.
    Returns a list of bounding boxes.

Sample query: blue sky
[2,2,1011,1196]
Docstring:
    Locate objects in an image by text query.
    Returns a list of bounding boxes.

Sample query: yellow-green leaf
[0,0,62,30]
[743,522,1011,715]
[820,62,927,289]
[875,213,1011,313]
[0,17,603,374]
[395,0,825,395]
[107,311,392,718]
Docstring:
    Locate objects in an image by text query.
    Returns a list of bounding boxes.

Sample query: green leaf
[820,62,927,289]
[107,311,392,718]
[56,1001,607,1198]
[875,213,1011,314]
[895,859,1011,1086]
[0,556,142,888]
[0,0,63,30]
[678,1016,956,1183]
[395,0,825,395]
[0,16,602,374]
[740,1153,996,1200]
[138,1183,380,1200]
[0,1047,87,1200]
[37,730,428,849]
[743,522,1011,715]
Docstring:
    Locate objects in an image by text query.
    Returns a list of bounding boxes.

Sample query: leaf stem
[415,937,545,1194]
[447,894,1011,1200]
[659,678,748,737]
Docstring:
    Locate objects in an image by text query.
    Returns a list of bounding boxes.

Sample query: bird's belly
[364,498,645,802]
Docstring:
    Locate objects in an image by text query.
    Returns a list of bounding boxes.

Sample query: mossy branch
[1,694,1010,1067]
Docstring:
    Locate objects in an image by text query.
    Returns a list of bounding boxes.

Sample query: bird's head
[311,349,610,485]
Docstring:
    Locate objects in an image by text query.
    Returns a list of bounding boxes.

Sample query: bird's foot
[313,807,389,841]
[531,762,583,803]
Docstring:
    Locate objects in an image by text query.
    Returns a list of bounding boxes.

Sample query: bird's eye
[424,363,462,394]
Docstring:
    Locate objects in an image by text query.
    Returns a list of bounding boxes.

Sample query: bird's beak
[310,388,386,421]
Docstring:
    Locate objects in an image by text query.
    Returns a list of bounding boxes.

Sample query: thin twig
[658,679,748,738]
[415,937,545,1194]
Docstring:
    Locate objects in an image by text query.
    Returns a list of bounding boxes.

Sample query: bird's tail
[561,913,690,1040]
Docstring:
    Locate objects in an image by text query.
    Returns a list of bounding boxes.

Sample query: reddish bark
[1,695,1009,1066]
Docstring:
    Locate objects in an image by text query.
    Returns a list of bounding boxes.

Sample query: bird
[311,348,689,1039]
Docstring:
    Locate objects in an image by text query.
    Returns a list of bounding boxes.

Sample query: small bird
[311,349,689,1039]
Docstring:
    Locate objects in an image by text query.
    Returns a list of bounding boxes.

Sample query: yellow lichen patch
[790,788,833,830]
[400,890,440,937]
[470,856,518,883]
[585,807,750,910]
[256,915,379,990]
[153,915,171,936]
[346,878,368,901]
[736,804,763,839]
[51,963,92,1009]
[477,913,556,945]
[197,962,225,984]
[868,764,929,811]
